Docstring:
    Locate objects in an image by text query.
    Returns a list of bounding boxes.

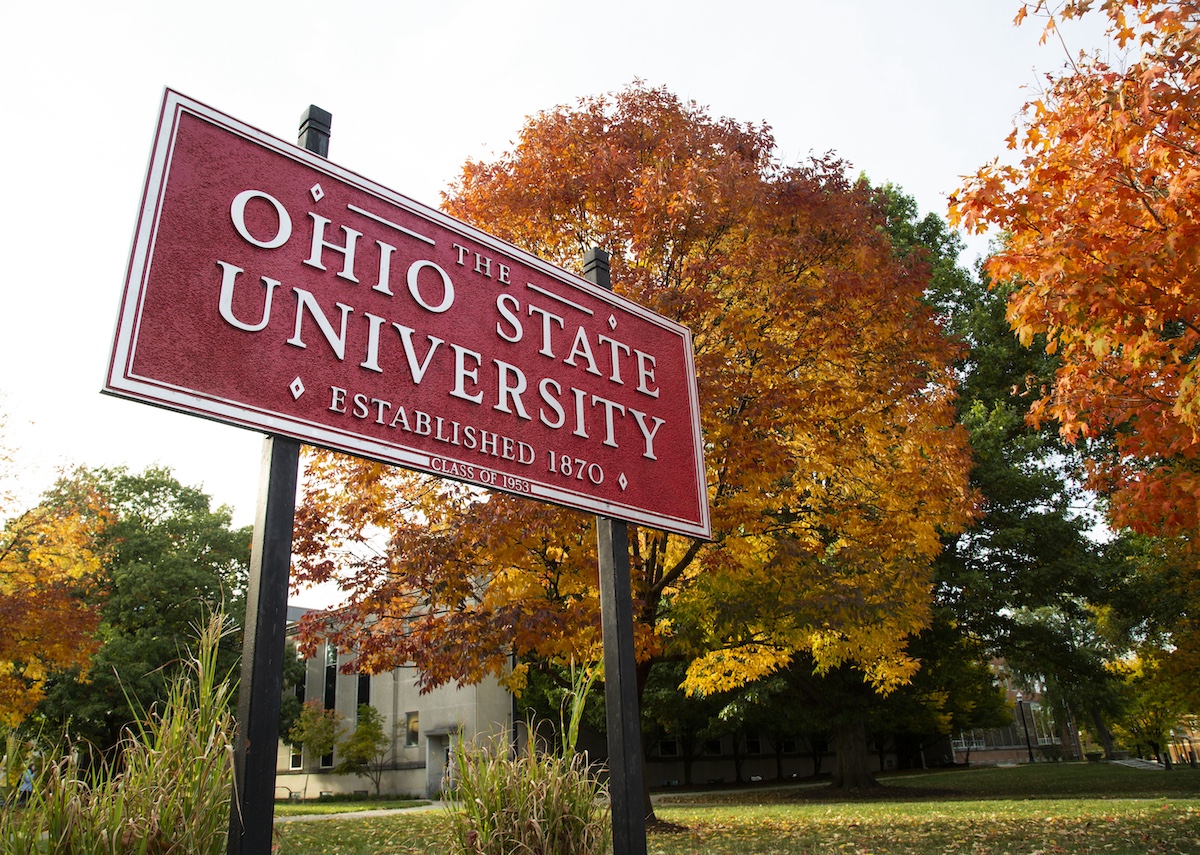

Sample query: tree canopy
[293,83,975,789]
[950,0,1200,722]
[952,0,1200,540]
[0,458,108,727]
[35,467,251,750]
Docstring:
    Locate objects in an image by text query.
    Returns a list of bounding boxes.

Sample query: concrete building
[275,608,513,799]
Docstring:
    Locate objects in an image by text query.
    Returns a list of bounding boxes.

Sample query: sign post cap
[298,105,332,156]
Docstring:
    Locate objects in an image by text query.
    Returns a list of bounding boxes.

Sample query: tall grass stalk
[448,734,610,855]
[561,659,600,758]
[0,613,236,854]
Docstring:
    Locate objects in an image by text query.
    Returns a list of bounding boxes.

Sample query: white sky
[1,2,1111,603]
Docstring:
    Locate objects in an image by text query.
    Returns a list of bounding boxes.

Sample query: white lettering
[538,378,565,429]
[494,360,531,420]
[216,261,278,332]
[635,350,660,398]
[629,408,666,460]
[565,326,602,376]
[372,240,397,295]
[287,289,352,360]
[597,334,631,384]
[528,304,565,357]
[305,213,361,283]
[393,324,444,384]
[496,293,522,343]
[407,260,455,313]
[360,312,387,372]
[450,344,484,403]
[592,395,627,448]
[230,190,291,249]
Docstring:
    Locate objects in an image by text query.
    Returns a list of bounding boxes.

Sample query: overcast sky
[1,2,1111,603]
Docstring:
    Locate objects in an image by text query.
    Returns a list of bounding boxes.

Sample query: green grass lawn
[273,763,1200,854]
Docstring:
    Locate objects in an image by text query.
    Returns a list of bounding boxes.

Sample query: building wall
[275,637,513,799]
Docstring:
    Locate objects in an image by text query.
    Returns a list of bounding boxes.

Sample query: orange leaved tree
[951,2,1200,712]
[0,416,108,727]
[294,84,974,792]
[951,1,1200,539]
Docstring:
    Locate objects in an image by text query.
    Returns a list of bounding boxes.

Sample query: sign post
[585,249,648,855]
[226,105,331,855]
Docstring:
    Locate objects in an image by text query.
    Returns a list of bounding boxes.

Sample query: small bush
[0,613,235,854]
[447,734,610,855]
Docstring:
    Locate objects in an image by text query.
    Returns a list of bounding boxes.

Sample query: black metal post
[227,437,300,854]
[298,104,332,158]
[227,105,330,855]
[584,247,649,855]
[1017,697,1035,764]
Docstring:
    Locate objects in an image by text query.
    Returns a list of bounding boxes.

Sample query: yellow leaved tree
[293,84,975,793]
[0,408,108,727]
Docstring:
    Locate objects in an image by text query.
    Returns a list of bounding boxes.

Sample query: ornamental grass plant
[447,660,609,855]
[0,613,236,855]
[446,734,610,855]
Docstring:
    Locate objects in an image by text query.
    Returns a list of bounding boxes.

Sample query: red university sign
[106,91,711,539]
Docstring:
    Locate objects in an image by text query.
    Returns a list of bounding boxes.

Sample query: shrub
[447,733,610,855]
[0,613,236,854]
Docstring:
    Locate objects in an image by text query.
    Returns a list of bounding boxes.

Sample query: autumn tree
[36,467,251,751]
[952,0,1200,539]
[0,413,108,727]
[1111,655,1186,766]
[294,84,975,793]
[951,0,1200,719]
[288,699,344,766]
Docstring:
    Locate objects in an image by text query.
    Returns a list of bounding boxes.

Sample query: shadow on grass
[652,762,1200,807]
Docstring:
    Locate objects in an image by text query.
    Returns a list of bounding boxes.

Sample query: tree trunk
[808,735,827,776]
[1088,707,1117,760]
[830,718,878,789]
[636,660,657,822]
[732,732,745,783]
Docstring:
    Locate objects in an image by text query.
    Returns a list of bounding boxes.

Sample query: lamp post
[1016,694,1035,764]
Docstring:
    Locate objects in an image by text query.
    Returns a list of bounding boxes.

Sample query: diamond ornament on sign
[289,377,305,400]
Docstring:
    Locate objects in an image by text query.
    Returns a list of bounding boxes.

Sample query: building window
[324,643,337,712]
[295,649,307,706]
[744,733,762,755]
[704,739,722,756]
[658,738,679,757]
[357,673,371,708]
[289,747,303,770]
[405,712,420,747]
[781,737,798,755]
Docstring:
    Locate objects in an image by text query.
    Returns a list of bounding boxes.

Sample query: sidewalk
[274,801,444,823]
[1111,758,1166,770]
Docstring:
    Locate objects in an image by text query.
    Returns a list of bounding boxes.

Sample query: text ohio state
[213,189,668,484]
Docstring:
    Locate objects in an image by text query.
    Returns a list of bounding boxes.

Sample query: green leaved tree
[336,704,392,796]
[35,466,251,752]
